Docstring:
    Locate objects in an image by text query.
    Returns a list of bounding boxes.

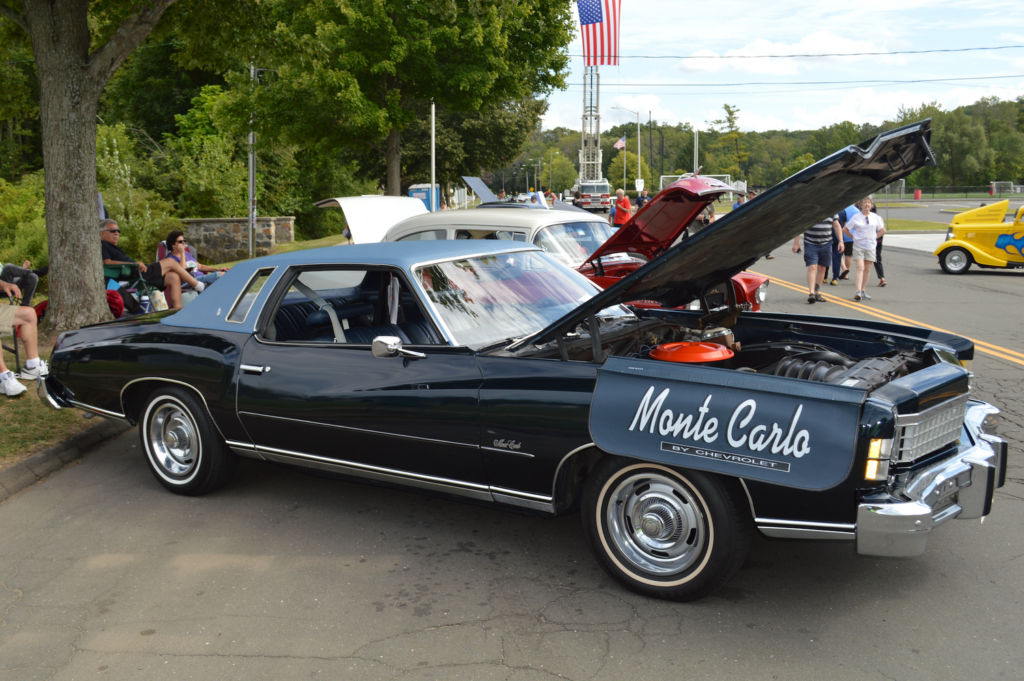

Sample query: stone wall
[181,216,295,264]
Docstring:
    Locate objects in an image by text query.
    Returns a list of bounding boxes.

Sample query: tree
[805,121,862,161]
[781,153,815,180]
[0,0,183,332]
[934,109,995,187]
[709,105,748,179]
[235,0,573,196]
[607,150,652,192]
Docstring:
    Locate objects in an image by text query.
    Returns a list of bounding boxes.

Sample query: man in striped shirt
[793,215,844,303]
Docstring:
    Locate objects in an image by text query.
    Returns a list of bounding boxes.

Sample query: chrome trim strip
[489,486,552,502]
[490,492,555,513]
[225,439,257,450]
[481,446,535,458]
[738,479,757,519]
[238,411,479,449]
[229,446,265,461]
[240,364,265,373]
[119,377,227,439]
[754,518,856,531]
[758,527,855,541]
[68,400,129,422]
[257,445,492,501]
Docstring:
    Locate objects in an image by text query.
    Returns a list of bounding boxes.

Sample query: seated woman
[163,230,228,287]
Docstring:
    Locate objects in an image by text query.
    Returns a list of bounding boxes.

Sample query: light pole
[613,105,640,191]
[549,150,559,194]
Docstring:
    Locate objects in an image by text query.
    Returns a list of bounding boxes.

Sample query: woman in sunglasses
[163,230,229,293]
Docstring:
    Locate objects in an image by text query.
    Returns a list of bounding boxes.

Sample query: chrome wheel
[941,247,971,274]
[147,401,200,481]
[605,471,707,575]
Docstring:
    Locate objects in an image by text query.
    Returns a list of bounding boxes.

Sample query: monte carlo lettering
[628,387,811,459]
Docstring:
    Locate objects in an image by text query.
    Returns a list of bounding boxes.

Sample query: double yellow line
[753,272,1024,368]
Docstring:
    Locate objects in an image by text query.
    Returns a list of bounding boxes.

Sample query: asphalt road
[1,245,1022,680]
[875,197,1024,224]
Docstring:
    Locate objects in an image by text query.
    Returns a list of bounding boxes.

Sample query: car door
[235,265,487,495]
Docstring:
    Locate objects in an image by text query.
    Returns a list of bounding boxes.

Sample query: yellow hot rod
[934,199,1024,274]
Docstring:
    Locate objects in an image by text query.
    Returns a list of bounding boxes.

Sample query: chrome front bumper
[856,401,1008,557]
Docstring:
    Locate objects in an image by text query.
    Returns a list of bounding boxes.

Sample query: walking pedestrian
[871,204,886,286]
[613,189,631,228]
[793,214,843,303]
[837,204,856,280]
[843,197,885,301]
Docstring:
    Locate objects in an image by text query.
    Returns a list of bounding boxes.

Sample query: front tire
[940,247,972,274]
[582,457,752,601]
[140,387,237,496]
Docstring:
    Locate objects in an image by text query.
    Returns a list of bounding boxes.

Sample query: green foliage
[805,121,862,160]
[96,124,181,262]
[0,171,47,267]
[607,150,653,192]
[225,0,574,194]
[933,109,996,187]
[709,105,748,179]
[781,153,815,180]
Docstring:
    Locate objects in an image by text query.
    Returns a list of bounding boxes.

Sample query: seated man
[0,260,47,304]
[0,279,48,397]
[100,219,205,310]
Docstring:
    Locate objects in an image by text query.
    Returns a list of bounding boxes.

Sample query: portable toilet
[408,183,440,211]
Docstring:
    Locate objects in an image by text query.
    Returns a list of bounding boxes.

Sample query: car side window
[262,267,445,346]
[227,268,275,324]
[397,230,447,241]
[454,229,524,241]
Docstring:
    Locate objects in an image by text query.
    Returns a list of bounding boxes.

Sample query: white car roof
[384,208,608,242]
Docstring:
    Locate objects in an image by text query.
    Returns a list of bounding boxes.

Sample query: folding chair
[104,264,159,314]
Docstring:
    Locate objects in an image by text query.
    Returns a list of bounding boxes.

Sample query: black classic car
[40,121,1008,601]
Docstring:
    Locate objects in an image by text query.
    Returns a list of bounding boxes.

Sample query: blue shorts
[803,240,832,267]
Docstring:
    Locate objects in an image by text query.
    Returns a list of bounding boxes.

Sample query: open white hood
[315,196,428,244]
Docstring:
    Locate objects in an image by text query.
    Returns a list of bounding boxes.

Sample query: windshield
[415,250,618,348]
[581,185,607,194]
[532,221,618,268]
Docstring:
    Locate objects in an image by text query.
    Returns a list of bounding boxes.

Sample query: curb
[0,418,133,504]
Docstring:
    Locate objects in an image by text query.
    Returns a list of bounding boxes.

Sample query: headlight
[945,227,953,241]
[864,437,893,481]
[756,281,768,304]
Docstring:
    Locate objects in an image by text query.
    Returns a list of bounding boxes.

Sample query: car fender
[933,239,1008,267]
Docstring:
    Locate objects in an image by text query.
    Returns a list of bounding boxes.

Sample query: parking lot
[1,243,1021,680]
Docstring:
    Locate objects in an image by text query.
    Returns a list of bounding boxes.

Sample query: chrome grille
[894,394,969,464]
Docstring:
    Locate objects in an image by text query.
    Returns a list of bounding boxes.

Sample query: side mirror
[372,336,426,359]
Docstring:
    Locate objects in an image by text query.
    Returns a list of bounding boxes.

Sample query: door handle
[241,364,270,375]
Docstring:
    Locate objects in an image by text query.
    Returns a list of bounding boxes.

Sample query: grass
[886,219,947,231]
[0,345,94,468]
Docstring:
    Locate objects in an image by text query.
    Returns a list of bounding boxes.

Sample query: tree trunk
[23,0,111,333]
[12,0,179,334]
[386,127,401,196]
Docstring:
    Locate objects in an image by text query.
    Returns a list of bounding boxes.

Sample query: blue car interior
[266,270,443,345]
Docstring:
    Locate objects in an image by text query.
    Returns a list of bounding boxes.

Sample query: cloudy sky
[542,0,1024,133]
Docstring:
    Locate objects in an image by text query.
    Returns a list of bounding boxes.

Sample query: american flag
[613,136,626,149]
[578,0,620,67]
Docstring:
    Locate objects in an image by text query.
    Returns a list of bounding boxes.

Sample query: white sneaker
[18,360,48,380]
[194,281,206,293]
[1,375,27,397]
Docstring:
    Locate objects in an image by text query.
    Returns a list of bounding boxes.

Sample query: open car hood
[586,175,737,263]
[519,119,935,349]
[315,196,427,244]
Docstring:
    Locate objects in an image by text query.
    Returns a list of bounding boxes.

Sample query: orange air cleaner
[649,341,735,364]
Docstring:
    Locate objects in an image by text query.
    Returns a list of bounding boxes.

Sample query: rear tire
[940,247,972,274]
[581,456,752,601]
[139,387,237,496]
